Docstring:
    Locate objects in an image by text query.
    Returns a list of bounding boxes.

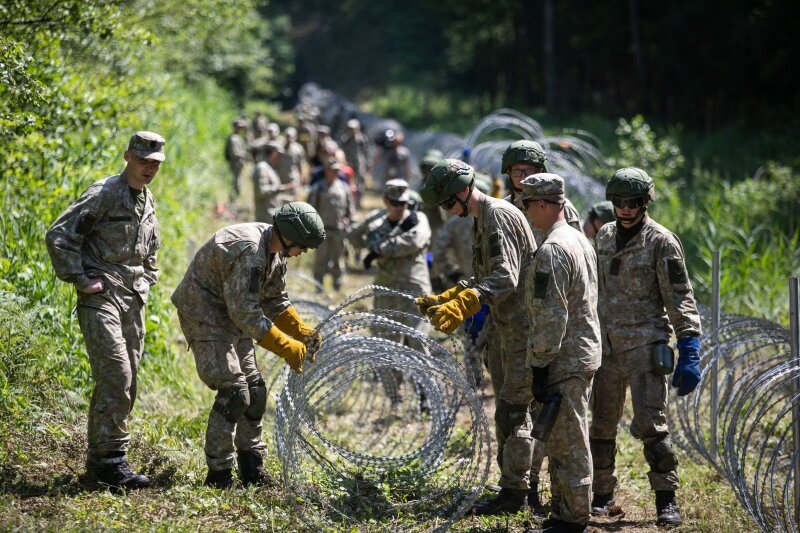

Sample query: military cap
[384,178,411,203]
[324,158,342,170]
[520,173,565,200]
[128,131,165,161]
[588,201,615,224]
[232,118,248,128]
[316,125,331,135]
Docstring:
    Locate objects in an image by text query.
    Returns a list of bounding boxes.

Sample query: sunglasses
[610,196,645,209]
[508,167,541,178]
[439,195,459,210]
[522,198,564,209]
[289,243,309,251]
[387,199,407,207]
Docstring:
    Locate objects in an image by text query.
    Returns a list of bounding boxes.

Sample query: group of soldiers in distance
[46,102,701,533]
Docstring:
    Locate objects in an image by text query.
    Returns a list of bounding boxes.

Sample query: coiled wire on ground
[261,284,491,532]
[670,310,799,532]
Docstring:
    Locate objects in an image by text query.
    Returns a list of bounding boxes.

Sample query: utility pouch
[531,393,562,442]
[651,343,675,375]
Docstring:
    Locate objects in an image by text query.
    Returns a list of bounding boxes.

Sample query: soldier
[307,158,355,292]
[500,140,581,244]
[340,118,371,207]
[417,159,537,515]
[589,168,702,527]
[520,174,601,533]
[373,128,414,191]
[348,179,432,404]
[282,126,310,188]
[225,118,250,201]
[252,140,291,223]
[582,200,615,240]
[171,202,325,489]
[45,131,165,489]
[417,149,446,239]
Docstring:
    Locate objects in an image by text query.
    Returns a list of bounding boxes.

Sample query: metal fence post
[711,251,720,462]
[790,277,800,523]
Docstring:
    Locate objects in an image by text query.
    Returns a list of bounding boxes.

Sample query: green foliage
[610,115,685,183]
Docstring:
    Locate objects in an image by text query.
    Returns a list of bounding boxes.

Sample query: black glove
[363,250,381,269]
[399,211,418,232]
[531,365,550,404]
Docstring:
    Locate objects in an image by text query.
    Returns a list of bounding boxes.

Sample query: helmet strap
[274,226,292,254]
[457,181,475,218]
[615,205,647,225]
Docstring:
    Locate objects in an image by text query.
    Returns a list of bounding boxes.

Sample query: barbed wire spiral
[260,283,491,532]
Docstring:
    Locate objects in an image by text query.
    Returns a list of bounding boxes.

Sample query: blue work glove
[672,336,701,396]
[462,304,489,345]
[531,365,550,404]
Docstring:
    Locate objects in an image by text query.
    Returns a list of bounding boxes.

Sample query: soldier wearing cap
[307,159,356,291]
[520,174,601,533]
[582,200,615,240]
[45,131,165,489]
[417,159,537,516]
[252,139,291,223]
[340,118,371,207]
[171,202,326,489]
[279,126,309,193]
[225,118,250,200]
[348,179,433,404]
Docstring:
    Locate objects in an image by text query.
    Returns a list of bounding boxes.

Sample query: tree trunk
[543,0,556,110]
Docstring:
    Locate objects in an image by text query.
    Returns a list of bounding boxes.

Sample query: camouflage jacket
[460,196,536,331]
[225,133,248,165]
[170,223,290,341]
[596,215,702,354]
[252,161,283,222]
[340,132,370,175]
[307,178,355,230]
[46,172,159,309]
[504,191,581,246]
[431,213,474,279]
[348,209,432,294]
[526,221,601,376]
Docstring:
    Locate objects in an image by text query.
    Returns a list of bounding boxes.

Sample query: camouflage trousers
[229,160,244,198]
[178,313,267,471]
[77,290,144,470]
[313,228,346,290]
[589,343,680,493]
[486,326,535,490]
[544,373,594,526]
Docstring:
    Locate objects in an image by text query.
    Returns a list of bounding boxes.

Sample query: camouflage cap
[519,173,565,200]
[384,178,411,203]
[128,131,165,161]
[588,200,615,223]
[316,125,331,135]
[251,138,284,155]
[232,118,248,128]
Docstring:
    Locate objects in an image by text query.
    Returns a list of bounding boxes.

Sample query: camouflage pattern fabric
[374,145,414,190]
[308,178,355,288]
[277,141,304,203]
[460,195,537,490]
[177,313,268,470]
[170,223,290,343]
[545,374,594,526]
[252,161,284,223]
[225,132,249,197]
[340,130,370,191]
[526,221,601,378]
[46,172,160,462]
[503,192,581,246]
[431,213,474,280]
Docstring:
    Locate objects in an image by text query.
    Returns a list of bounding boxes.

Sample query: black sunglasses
[387,199,407,207]
[610,196,645,209]
[522,198,563,208]
[290,243,309,251]
[439,195,458,210]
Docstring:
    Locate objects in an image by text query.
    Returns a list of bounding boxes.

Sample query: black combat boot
[472,488,528,516]
[591,490,617,516]
[525,517,588,533]
[527,485,545,515]
[237,451,273,487]
[204,468,233,489]
[97,453,151,489]
[655,490,682,527]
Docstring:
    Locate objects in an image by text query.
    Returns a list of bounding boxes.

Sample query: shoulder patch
[533,271,550,299]
[667,257,688,284]
[75,212,98,236]
[248,267,263,293]
[489,230,503,258]
[609,258,621,276]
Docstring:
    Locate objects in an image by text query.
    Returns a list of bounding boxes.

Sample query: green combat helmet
[501,140,548,173]
[420,159,475,207]
[474,171,493,195]
[421,149,444,171]
[273,202,326,249]
[588,201,616,224]
[606,167,654,201]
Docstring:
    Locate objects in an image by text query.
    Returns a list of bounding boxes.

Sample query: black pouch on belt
[651,342,675,375]
[531,393,562,441]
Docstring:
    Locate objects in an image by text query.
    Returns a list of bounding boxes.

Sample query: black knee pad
[213,386,251,423]
[643,435,678,473]
[590,438,617,470]
[495,399,529,437]
[244,379,267,421]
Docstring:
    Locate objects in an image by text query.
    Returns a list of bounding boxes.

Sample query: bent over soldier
[45,131,165,489]
[521,174,601,533]
[417,159,537,515]
[171,202,325,489]
[589,168,702,527]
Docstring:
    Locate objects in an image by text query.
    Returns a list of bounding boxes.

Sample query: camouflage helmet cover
[273,201,326,249]
[588,200,615,224]
[501,140,548,173]
[384,178,411,203]
[419,159,475,207]
[606,167,655,201]
[474,171,493,194]
[421,149,444,169]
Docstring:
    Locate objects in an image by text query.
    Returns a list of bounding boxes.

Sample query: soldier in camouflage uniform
[417,159,537,515]
[252,140,292,223]
[171,202,325,489]
[225,118,250,201]
[45,131,165,489]
[340,118,371,207]
[582,200,615,240]
[308,159,356,291]
[500,140,581,245]
[589,168,702,527]
[417,149,446,240]
[520,174,601,533]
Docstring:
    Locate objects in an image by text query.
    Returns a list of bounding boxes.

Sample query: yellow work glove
[429,288,482,334]
[273,306,323,362]
[258,325,307,373]
[414,285,464,317]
